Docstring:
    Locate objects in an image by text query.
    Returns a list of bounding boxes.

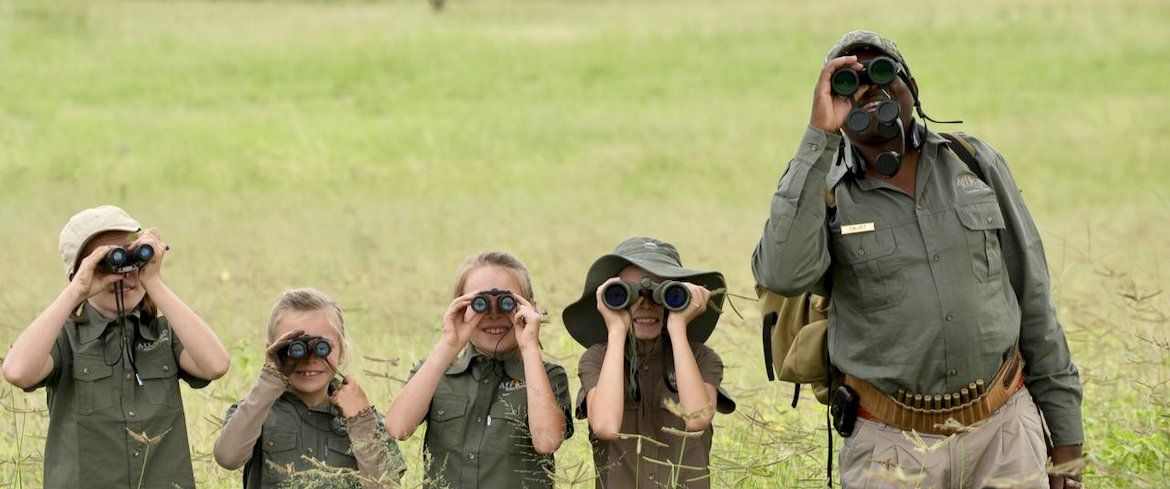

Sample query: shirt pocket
[73,355,115,415]
[955,201,1007,283]
[324,439,360,471]
[427,395,468,449]
[830,228,905,312]
[136,347,180,408]
[486,400,530,454]
[262,430,300,478]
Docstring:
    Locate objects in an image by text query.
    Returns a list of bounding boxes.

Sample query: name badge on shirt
[841,222,876,235]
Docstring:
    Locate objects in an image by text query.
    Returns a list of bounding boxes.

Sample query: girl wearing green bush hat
[563,236,736,489]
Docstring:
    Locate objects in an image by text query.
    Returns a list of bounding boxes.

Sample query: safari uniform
[576,341,725,489]
[218,368,406,489]
[28,303,209,489]
[411,346,574,489]
[752,125,1083,487]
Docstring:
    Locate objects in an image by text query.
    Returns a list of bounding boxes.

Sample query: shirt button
[945,314,954,322]
[476,416,483,423]
[468,453,476,461]
[129,411,135,417]
[126,373,133,380]
[82,367,90,374]
[809,143,819,151]
[134,451,140,457]
[267,441,274,447]
[986,216,994,224]
[948,370,958,377]
[162,365,169,372]
[437,409,446,416]
[482,379,490,384]
[649,474,656,480]
[915,204,923,211]
[857,248,866,256]
[307,448,314,454]
[933,255,941,262]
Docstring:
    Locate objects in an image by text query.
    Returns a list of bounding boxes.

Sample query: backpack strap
[941,132,983,182]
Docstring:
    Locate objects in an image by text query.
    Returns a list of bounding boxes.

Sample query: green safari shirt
[411,346,574,489]
[751,125,1084,446]
[27,303,210,489]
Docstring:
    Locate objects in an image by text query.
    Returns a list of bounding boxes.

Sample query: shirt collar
[445,345,526,380]
[77,302,146,345]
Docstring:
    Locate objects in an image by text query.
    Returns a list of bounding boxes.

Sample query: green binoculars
[602,277,691,311]
[831,56,899,97]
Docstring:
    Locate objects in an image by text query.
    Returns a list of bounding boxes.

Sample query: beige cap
[59,205,141,278]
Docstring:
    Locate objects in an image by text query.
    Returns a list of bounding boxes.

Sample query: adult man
[752,31,1084,488]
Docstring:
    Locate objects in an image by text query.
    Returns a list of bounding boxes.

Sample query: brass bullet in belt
[897,388,906,404]
[961,387,970,404]
[932,395,942,410]
[976,379,986,397]
[914,394,923,409]
[943,393,953,409]
[968,382,978,397]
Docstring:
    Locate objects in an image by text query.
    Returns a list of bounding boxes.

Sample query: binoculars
[284,335,333,361]
[602,277,691,311]
[471,289,518,314]
[99,244,155,274]
[830,56,899,97]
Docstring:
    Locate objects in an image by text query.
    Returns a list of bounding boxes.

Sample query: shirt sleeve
[165,316,211,389]
[347,410,407,488]
[752,125,843,296]
[976,139,1084,446]
[574,344,606,419]
[23,329,69,393]
[213,367,286,470]
[545,363,575,439]
[692,343,725,388]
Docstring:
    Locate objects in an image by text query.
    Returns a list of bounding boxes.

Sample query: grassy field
[1,0,1168,487]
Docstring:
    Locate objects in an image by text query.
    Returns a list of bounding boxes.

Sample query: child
[2,205,231,489]
[214,288,406,488]
[385,251,573,488]
[563,237,736,489]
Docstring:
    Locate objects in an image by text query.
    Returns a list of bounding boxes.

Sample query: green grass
[1,0,1168,487]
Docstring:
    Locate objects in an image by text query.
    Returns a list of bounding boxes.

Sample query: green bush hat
[825,30,911,76]
[562,237,726,348]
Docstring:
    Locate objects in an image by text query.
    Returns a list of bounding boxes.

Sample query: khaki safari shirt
[576,341,724,489]
[752,125,1083,445]
[218,369,406,489]
[27,303,210,489]
[411,346,574,489]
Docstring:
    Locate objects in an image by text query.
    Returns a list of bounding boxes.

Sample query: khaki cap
[58,205,141,278]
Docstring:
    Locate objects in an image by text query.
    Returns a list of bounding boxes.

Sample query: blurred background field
[1,0,1167,487]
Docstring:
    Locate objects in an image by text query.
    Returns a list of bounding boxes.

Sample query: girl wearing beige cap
[2,205,231,489]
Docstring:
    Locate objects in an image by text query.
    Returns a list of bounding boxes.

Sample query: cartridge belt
[845,350,1024,435]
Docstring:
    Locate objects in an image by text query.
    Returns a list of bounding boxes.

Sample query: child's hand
[265,329,305,377]
[511,295,544,353]
[666,283,710,337]
[439,293,484,349]
[329,375,371,419]
[595,277,631,338]
[131,227,168,285]
[68,245,127,302]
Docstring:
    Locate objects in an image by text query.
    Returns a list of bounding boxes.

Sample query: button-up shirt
[752,125,1083,445]
[28,303,209,489]
[412,346,574,489]
[576,341,725,489]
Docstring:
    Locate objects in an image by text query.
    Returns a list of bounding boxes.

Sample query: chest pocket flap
[430,396,467,423]
[956,201,1005,231]
[264,430,298,454]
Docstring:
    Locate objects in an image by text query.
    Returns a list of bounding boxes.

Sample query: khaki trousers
[839,390,1048,489]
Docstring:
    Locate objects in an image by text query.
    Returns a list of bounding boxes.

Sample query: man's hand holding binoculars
[811,55,865,133]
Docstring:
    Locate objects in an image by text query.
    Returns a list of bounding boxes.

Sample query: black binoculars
[99,244,155,274]
[602,277,691,312]
[470,289,518,314]
[830,56,899,97]
[284,335,333,361]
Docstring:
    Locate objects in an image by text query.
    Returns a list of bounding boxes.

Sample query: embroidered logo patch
[499,379,526,393]
[956,173,991,195]
[136,328,169,352]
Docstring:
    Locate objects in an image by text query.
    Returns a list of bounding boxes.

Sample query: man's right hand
[595,277,631,338]
[810,55,864,133]
[265,329,305,377]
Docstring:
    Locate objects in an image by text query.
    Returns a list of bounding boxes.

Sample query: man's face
[840,48,917,146]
